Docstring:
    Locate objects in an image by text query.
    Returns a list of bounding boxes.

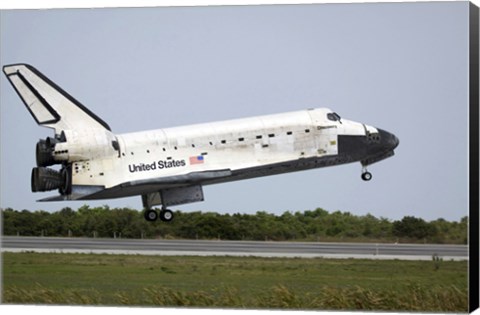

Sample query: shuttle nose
[361,128,399,167]
[378,129,399,151]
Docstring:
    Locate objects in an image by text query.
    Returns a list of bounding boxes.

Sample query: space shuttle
[3,64,399,222]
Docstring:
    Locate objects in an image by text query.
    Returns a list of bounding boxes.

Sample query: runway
[1,236,468,260]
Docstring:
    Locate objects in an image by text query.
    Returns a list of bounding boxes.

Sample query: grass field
[2,252,468,311]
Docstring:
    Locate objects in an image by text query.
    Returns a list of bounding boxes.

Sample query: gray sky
[0,2,470,221]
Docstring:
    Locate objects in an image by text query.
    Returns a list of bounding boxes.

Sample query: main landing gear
[361,166,372,181]
[142,192,175,222]
[144,208,174,222]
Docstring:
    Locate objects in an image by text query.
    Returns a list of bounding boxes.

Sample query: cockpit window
[327,112,341,122]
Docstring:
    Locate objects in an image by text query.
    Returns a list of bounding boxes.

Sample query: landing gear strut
[361,166,372,181]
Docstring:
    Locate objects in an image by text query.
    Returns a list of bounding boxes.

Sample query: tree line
[1,206,468,244]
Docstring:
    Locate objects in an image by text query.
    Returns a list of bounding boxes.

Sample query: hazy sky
[0,2,470,221]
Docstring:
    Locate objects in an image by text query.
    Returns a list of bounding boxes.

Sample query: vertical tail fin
[3,64,111,133]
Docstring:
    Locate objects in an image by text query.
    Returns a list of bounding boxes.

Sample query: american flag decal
[189,155,204,165]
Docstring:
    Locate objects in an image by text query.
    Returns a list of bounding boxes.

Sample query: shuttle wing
[3,64,110,133]
[121,169,232,188]
[37,169,232,201]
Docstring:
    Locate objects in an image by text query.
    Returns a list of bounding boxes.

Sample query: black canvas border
[469,1,479,313]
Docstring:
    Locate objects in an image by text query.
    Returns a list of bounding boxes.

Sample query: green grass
[2,252,468,311]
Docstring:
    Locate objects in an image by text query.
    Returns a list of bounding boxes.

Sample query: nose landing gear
[361,166,372,181]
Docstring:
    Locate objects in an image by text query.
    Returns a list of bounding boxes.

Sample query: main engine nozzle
[31,167,67,193]
[36,137,59,167]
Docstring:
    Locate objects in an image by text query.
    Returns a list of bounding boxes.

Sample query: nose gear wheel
[361,171,372,181]
[361,166,372,181]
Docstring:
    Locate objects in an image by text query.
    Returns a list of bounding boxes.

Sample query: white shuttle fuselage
[3,64,399,222]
